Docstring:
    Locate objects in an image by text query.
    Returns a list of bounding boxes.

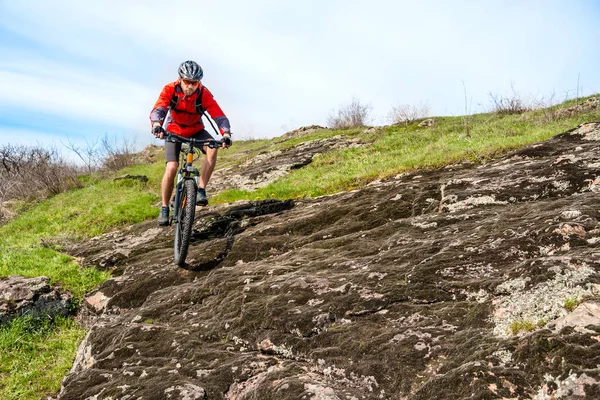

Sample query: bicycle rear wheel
[174,179,197,265]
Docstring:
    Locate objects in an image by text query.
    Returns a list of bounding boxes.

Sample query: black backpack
[169,85,206,115]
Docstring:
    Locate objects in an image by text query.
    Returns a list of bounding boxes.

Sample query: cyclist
[150,60,232,226]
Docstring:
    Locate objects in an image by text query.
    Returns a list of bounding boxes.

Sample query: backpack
[169,85,206,115]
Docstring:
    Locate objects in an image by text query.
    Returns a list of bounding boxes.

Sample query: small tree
[327,97,372,129]
[388,102,430,125]
[62,137,103,174]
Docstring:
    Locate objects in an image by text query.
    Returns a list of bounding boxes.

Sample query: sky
[0,0,599,160]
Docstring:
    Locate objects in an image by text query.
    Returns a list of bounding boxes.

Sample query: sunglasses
[182,79,199,86]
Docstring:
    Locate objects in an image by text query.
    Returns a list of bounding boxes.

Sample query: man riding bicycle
[150,60,232,226]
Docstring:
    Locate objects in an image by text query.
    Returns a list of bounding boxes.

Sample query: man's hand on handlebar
[152,124,165,139]
[154,128,232,149]
[222,133,232,149]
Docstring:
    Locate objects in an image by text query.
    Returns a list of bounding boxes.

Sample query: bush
[327,97,372,129]
[99,134,137,171]
[489,87,531,115]
[63,133,137,173]
[388,102,430,125]
[0,144,82,222]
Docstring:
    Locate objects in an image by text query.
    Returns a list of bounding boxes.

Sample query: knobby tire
[174,179,196,265]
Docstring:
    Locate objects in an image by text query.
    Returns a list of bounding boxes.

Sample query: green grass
[0,248,108,300]
[0,316,85,400]
[563,297,582,312]
[509,318,548,335]
[509,319,538,335]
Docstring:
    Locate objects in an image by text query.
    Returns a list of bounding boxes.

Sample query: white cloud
[0,68,152,128]
[0,127,68,145]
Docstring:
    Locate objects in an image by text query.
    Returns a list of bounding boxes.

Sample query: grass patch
[509,318,548,335]
[509,319,538,335]
[0,316,85,400]
[563,297,582,312]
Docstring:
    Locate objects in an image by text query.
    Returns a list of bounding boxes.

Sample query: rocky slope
[58,123,600,399]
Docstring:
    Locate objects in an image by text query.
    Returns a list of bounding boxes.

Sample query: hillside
[1,96,600,399]
[55,121,600,399]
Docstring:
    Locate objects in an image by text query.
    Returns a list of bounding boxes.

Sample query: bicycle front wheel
[174,179,197,265]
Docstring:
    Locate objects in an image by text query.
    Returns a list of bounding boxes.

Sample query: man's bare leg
[198,147,218,189]
[161,161,179,207]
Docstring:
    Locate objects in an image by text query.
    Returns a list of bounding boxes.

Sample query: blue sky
[0,0,599,158]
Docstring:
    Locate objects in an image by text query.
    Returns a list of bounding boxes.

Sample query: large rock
[59,123,600,399]
[418,118,437,127]
[210,135,363,192]
[0,276,73,324]
[69,224,167,272]
[281,125,329,138]
[554,97,600,119]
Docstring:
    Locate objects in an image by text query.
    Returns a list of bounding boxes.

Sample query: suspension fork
[172,172,184,221]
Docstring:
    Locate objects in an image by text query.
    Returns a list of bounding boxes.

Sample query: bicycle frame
[166,132,222,222]
[172,144,199,223]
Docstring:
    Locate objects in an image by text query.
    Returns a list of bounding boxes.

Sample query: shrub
[489,87,531,115]
[388,102,430,125]
[63,133,137,173]
[0,144,81,207]
[99,134,137,171]
[327,97,372,129]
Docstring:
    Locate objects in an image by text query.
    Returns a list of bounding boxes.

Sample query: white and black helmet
[178,60,203,81]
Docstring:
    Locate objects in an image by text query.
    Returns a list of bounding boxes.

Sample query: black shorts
[165,129,214,163]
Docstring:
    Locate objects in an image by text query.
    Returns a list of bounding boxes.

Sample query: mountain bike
[164,132,227,265]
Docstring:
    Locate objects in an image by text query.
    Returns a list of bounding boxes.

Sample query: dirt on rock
[58,123,600,399]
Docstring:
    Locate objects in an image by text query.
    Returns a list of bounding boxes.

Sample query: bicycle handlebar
[164,132,228,148]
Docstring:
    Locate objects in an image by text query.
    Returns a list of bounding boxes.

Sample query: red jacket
[150,80,231,138]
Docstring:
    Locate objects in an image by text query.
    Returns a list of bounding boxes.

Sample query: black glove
[222,136,232,146]
[152,125,165,136]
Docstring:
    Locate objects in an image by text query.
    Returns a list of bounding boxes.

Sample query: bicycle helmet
[178,60,203,81]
